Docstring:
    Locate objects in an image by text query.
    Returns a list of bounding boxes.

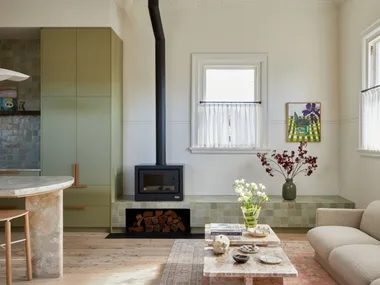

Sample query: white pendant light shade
[0,68,30,82]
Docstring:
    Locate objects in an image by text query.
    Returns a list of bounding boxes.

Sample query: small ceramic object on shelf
[260,255,283,264]
[247,225,270,237]
[239,244,260,254]
[212,234,230,254]
[233,254,250,263]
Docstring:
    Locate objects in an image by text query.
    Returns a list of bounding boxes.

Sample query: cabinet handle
[0,205,18,209]
[64,206,86,210]
[70,164,87,188]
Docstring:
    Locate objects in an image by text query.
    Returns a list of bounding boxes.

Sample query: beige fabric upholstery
[360,201,380,240]
[307,226,380,261]
[316,208,365,228]
[371,279,380,285]
[329,245,380,285]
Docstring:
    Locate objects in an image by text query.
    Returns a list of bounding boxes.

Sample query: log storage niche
[125,208,190,238]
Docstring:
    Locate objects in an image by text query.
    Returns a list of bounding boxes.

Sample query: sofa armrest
[316,208,365,228]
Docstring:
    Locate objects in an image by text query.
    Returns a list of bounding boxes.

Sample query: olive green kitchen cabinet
[63,186,110,228]
[77,28,111,97]
[40,97,77,177]
[40,27,123,229]
[41,28,77,97]
[76,98,111,186]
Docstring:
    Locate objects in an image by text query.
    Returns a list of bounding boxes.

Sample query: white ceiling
[0,28,40,40]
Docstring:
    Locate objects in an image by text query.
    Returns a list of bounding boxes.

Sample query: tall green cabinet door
[41,28,77,97]
[76,98,111,185]
[41,98,77,176]
[77,28,111,97]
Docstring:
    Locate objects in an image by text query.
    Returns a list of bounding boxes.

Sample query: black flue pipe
[148,0,166,165]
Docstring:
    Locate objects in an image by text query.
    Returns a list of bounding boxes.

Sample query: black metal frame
[125,208,190,238]
[135,165,184,201]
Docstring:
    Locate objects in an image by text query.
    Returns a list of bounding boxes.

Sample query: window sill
[189,147,271,154]
[357,149,380,158]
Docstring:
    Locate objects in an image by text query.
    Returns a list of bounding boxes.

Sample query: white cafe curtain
[197,103,260,148]
[362,86,380,151]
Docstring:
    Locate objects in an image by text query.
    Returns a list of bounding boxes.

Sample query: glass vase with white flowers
[233,179,269,229]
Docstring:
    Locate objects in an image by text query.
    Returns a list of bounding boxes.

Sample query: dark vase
[282,178,296,200]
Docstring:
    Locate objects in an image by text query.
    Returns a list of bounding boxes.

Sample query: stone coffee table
[203,245,298,285]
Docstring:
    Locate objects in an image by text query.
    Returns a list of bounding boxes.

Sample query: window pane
[205,69,255,102]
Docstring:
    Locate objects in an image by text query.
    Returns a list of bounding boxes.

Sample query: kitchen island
[0,176,74,278]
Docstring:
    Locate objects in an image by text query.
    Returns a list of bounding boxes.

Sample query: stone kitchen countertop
[0,176,74,197]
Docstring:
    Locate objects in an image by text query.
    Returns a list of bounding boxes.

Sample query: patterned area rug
[159,240,337,285]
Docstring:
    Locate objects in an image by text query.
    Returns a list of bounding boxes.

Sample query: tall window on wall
[190,53,268,153]
[361,23,380,153]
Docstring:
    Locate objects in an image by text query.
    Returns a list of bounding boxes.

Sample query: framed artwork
[286,102,321,142]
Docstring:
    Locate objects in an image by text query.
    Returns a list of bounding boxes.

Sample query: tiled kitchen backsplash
[0,37,41,169]
[0,38,40,107]
[0,116,40,169]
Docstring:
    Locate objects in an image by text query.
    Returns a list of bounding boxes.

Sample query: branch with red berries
[257,142,318,179]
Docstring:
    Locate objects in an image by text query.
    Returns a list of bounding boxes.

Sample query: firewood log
[134,226,144,232]
[137,218,144,227]
[144,217,153,226]
[146,225,153,232]
[177,222,186,232]
[152,217,159,225]
[155,210,163,217]
[158,215,168,223]
[170,224,179,232]
[143,211,154,218]
[136,214,143,220]
[163,226,170,232]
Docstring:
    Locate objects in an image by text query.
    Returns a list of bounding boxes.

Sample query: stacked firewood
[128,210,186,233]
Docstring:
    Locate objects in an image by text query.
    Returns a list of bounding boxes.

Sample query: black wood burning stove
[135,165,183,201]
[134,0,184,202]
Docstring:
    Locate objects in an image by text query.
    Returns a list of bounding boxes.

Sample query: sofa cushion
[329,245,380,285]
[360,200,380,240]
[371,279,380,285]
[307,226,380,261]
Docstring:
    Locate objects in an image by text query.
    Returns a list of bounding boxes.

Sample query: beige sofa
[307,200,380,285]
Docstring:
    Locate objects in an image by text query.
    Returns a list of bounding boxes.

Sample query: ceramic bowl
[239,244,260,254]
[233,254,250,263]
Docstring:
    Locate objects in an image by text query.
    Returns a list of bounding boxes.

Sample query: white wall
[339,0,380,208]
[122,0,340,196]
[0,0,124,38]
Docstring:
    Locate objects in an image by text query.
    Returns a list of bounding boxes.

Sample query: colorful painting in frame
[286,102,321,142]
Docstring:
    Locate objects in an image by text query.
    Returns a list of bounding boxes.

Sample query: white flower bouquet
[233,179,269,229]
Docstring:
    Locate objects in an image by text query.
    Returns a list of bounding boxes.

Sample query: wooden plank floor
[0,232,306,285]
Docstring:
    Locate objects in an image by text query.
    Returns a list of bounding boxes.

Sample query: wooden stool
[0,210,32,285]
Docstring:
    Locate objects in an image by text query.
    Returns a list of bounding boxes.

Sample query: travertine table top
[0,176,74,197]
[203,246,298,278]
[205,224,281,246]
